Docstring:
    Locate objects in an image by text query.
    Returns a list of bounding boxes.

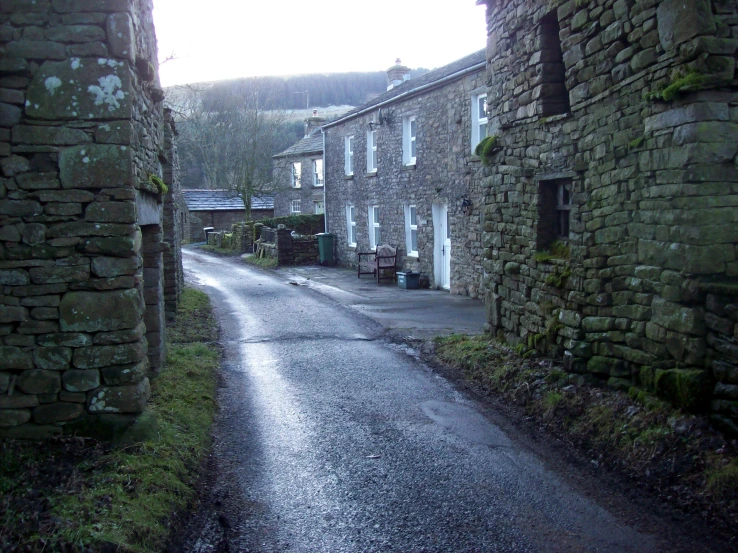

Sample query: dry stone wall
[480,0,738,431]
[0,0,180,439]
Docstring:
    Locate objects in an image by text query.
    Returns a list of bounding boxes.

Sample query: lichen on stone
[44,76,62,95]
[88,74,125,111]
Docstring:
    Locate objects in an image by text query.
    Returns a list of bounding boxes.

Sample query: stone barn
[182,189,274,242]
[478,0,738,431]
[0,0,184,439]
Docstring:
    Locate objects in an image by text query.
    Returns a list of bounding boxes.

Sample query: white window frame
[313,200,324,214]
[291,162,301,188]
[368,205,380,250]
[346,204,357,247]
[345,135,354,176]
[313,158,323,186]
[366,129,377,173]
[290,199,301,214]
[471,93,488,152]
[404,204,418,257]
[403,116,416,166]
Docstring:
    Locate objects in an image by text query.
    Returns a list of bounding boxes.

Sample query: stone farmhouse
[322,53,488,297]
[272,115,325,218]
[182,189,274,243]
[0,0,184,439]
[477,0,738,430]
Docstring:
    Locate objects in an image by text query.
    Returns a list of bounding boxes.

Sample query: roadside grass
[434,334,738,537]
[199,244,239,256]
[0,288,219,552]
[242,254,278,269]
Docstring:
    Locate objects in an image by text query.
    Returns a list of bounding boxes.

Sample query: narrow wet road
[182,248,665,553]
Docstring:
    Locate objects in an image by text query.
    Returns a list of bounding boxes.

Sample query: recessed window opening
[403,116,416,166]
[313,159,323,186]
[345,136,354,175]
[537,178,572,249]
[291,199,301,214]
[346,204,357,247]
[291,162,302,188]
[369,205,380,249]
[538,11,570,116]
[405,205,418,256]
[367,129,377,173]
[471,93,488,152]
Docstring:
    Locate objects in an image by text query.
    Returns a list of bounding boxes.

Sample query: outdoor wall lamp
[461,198,472,215]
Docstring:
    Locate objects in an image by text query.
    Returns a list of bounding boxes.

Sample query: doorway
[432,204,450,290]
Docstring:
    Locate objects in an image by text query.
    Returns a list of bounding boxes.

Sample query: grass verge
[199,244,239,256]
[242,254,278,269]
[0,287,219,552]
[433,335,738,541]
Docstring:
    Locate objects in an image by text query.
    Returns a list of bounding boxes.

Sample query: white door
[432,204,451,290]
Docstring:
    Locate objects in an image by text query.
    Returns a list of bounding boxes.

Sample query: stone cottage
[272,112,326,218]
[182,189,274,243]
[0,0,184,439]
[477,0,738,430]
[322,53,487,296]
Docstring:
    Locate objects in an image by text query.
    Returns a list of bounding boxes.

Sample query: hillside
[167,68,430,112]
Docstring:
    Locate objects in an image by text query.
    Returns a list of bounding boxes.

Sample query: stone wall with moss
[480,0,738,431]
[0,0,179,438]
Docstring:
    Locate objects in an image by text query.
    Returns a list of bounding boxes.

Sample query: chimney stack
[305,109,326,137]
[386,58,411,91]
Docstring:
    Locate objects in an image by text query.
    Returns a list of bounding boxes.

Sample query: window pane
[479,123,487,141]
[410,206,417,225]
[374,227,380,246]
[350,225,356,244]
[373,206,379,224]
[411,229,418,252]
[411,139,416,158]
[478,95,487,119]
[410,119,416,138]
[349,206,355,223]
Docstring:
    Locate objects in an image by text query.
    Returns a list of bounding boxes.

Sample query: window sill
[313,184,324,188]
[469,155,482,163]
[405,254,419,261]
[539,112,571,124]
[344,174,354,180]
[401,164,416,172]
[365,171,378,178]
[348,244,356,250]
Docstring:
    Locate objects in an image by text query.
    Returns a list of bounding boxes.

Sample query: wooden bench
[357,244,398,284]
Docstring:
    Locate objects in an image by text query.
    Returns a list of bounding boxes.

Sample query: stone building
[0,0,184,438]
[182,189,274,243]
[323,53,487,296]
[272,114,325,218]
[478,0,738,429]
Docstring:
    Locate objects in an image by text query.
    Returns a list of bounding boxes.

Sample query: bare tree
[169,79,292,219]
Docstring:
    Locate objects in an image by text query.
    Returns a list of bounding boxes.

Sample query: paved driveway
[276,263,487,339]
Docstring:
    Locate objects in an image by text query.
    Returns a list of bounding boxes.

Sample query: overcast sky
[153,0,488,87]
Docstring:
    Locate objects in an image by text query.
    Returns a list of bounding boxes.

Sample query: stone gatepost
[0,0,179,439]
[276,228,293,265]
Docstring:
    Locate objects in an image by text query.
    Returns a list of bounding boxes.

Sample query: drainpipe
[322,127,327,233]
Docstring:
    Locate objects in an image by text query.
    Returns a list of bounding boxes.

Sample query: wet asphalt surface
[179,248,670,553]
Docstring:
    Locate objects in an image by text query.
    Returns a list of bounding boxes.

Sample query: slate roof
[273,129,323,159]
[182,189,274,211]
[323,49,486,128]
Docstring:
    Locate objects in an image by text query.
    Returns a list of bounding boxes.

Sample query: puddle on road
[419,400,512,448]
